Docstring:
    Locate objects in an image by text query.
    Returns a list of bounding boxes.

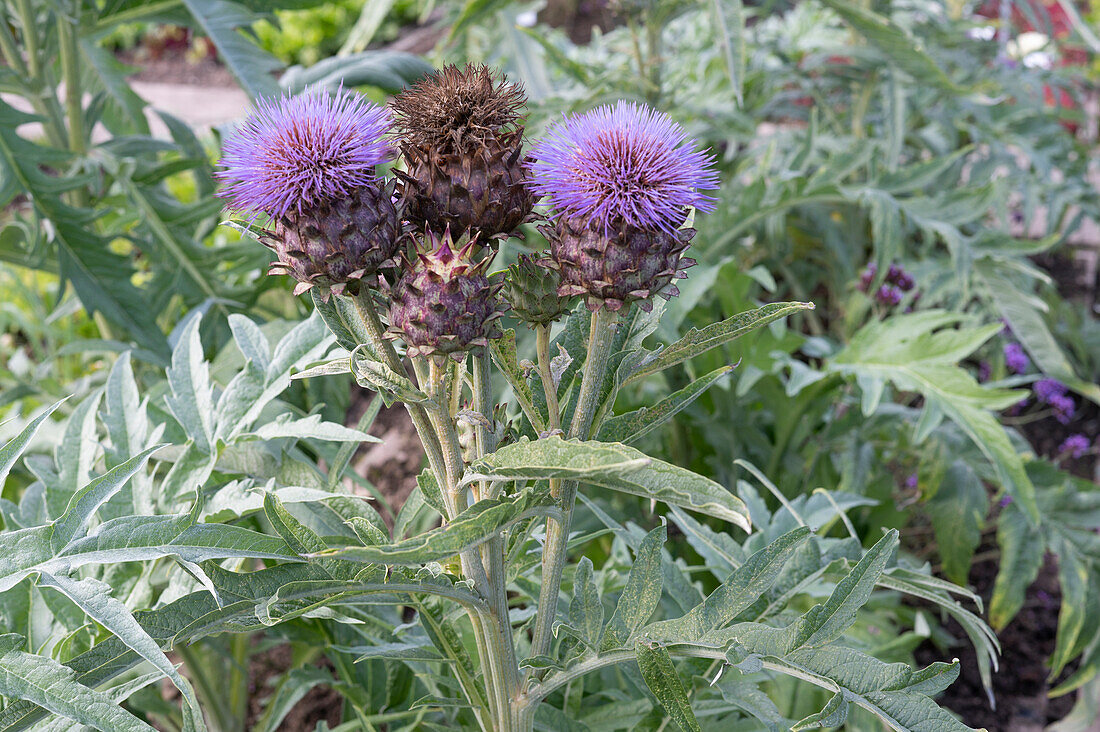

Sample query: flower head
[391,64,526,155]
[1034,378,1068,403]
[218,87,393,220]
[528,101,718,234]
[1058,433,1091,459]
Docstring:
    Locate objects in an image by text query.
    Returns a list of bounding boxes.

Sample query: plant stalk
[472,348,520,718]
[350,294,449,499]
[525,308,618,699]
[535,324,561,433]
[423,354,515,732]
[56,9,89,208]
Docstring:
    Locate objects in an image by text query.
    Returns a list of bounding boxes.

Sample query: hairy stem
[525,308,618,697]
[350,294,449,498]
[473,348,520,719]
[424,354,514,732]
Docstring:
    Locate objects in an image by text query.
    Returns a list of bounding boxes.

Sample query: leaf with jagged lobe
[831,310,1037,523]
[601,524,665,651]
[0,634,155,732]
[598,366,734,444]
[635,641,702,732]
[468,436,750,531]
[643,527,811,644]
[315,488,557,566]
[0,401,65,487]
[625,301,815,385]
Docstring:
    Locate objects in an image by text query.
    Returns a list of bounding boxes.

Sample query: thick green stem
[57,10,88,210]
[419,355,515,731]
[535,324,561,433]
[473,349,520,718]
[525,308,618,700]
[351,295,449,498]
[9,0,66,148]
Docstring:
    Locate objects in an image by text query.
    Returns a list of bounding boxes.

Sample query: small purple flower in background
[528,101,719,235]
[1034,378,1068,403]
[1058,433,1091,459]
[1050,395,1076,424]
[999,495,1013,507]
[218,87,394,219]
[876,284,903,306]
[859,262,877,293]
[904,473,918,490]
[978,360,992,383]
[1034,379,1076,424]
[1004,343,1030,374]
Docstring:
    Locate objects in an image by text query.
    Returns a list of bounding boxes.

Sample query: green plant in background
[0,61,995,732]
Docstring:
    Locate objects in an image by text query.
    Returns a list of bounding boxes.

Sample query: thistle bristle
[391,64,526,153]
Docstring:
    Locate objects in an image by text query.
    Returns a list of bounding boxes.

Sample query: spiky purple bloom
[1004,342,1030,374]
[999,495,1013,507]
[528,101,718,234]
[1058,433,1091,459]
[904,473,918,490]
[218,87,394,219]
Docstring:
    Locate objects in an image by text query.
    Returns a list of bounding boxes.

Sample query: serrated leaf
[635,642,701,732]
[51,445,163,552]
[569,557,603,648]
[468,437,750,531]
[924,462,988,584]
[598,366,733,444]
[316,489,556,565]
[626,302,814,384]
[247,414,379,443]
[165,312,214,452]
[0,634,155,732]
[228,314,271,372]
[0,401,64,487]
[35,575,206,732]
[819,0,959,92]
[795,529,898,648]
[180,0,281,100]
[351,347,427,405]
[989,503,1044,630]
[832,311,1037,523]
[490,330,545,433]
[602,525,665,651]
[646,527,810,643]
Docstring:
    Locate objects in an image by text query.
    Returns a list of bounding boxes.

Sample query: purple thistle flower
[1058,433,1091,459]
[1004,343,1030,374]
[876,284,903,306]
[527,101,719,234]
[999,495,1013,507]
[217,87,394,220]
[904,473,918,490]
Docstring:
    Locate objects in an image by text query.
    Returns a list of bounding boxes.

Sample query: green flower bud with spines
[500,255,576,326]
